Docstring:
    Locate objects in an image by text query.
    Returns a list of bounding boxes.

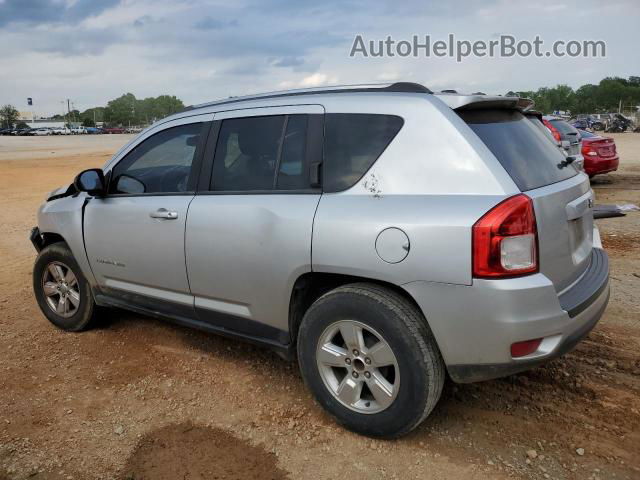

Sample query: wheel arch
[288,272,426,346]
[40,231,67,248]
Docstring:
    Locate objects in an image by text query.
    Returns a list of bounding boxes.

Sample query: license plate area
[569,215,593,265]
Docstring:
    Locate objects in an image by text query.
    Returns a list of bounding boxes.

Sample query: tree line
[51,93,185,127]
[2,76,639,129]
[507,76,640,115]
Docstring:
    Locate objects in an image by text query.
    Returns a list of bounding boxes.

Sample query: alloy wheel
[42,261,80,318]
[316,320,400,414]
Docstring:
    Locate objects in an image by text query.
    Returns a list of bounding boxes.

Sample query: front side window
[110,123,203,194]
[211,114,311,191]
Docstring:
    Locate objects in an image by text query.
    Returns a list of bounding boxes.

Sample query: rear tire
[297,283,445,438]
[33,242,99,332]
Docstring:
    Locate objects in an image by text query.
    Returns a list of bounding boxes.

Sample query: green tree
[15,121,29,129]
[104,93,137,126]
[0,104,19,129]
[82,117,96,127]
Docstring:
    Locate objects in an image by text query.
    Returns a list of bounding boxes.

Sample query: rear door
[460,109,593,292]
[185,105,324,342]
[85,116,210,314]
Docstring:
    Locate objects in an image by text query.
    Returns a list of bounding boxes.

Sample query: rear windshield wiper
[557,156,576,169]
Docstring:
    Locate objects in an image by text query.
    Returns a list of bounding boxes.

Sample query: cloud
[194,16,238,30]
[0,0,121,27]
[0,0,638,116]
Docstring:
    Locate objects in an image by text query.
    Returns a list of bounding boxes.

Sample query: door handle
[149,208,178,220]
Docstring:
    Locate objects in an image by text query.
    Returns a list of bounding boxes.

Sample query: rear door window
[459,109,578,191]
[211,114,313,192]
[323,114,403,192]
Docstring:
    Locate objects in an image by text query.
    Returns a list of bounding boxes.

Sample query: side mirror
[73,168,106,196]
[115,174,146,194]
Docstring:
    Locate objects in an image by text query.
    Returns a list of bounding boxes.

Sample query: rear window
[459,109,578,191]
[323,114,403,192]
[549,119,578,135]
[578,129,596,138]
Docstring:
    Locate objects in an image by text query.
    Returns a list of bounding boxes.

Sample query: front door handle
[149,208,178,220]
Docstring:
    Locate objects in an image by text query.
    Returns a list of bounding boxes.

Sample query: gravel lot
[0,133,638,480]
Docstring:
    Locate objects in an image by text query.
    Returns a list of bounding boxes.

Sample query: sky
[0,0,638,116]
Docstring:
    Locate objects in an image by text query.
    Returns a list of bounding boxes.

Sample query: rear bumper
[585,156,619,176]
[403,248,610,383]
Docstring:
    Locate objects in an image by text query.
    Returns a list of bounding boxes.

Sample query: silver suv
[31,83,609,438]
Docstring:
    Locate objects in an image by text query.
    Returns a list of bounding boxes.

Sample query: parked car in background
[51,127,71,135]
[31,83,608,438]
[31,128,52,136]
[543,116,584,171]
[85,127,103,134]
[16,128,33,136]
[525,111,567,154]
[578,129,619,178]
[0,128,13,135]
[125,127,143,134]
[71,126,87,134]
[605,114,633,133]
[572,115,604,131]
[102,127,125,134]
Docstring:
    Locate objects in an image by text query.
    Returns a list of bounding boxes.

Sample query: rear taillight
[582,144,598,156]
[543,119,562,142]
[472,194,538,278]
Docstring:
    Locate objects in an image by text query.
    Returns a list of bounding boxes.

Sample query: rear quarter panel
[312,94,519,286]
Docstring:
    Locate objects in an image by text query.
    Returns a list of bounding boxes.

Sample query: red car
[578,130,619,178]
[102,127,125,134]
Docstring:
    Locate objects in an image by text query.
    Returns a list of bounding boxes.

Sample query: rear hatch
[549,119,582,156]
[458,108,593,292]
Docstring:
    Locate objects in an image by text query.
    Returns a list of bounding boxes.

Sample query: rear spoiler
[436,93,534,112]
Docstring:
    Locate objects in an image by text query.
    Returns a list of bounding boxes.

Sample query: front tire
[33,242,98,332]
[297,283,445,438]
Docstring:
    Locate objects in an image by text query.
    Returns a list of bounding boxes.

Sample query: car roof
[177,82,531,117]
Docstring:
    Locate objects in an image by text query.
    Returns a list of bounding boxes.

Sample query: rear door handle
[149,208,178,220]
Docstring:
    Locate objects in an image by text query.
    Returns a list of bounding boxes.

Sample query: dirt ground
[0,133,638,480]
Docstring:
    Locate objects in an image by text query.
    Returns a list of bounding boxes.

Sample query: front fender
[37,194,97,287]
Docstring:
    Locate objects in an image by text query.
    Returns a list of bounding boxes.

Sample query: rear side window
[211,115,312,191]
[323,114,404,192]
[459,109,578,191]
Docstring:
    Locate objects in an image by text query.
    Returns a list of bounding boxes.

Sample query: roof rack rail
[188,82,432,111]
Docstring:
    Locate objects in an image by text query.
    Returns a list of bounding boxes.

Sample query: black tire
[33,242,98,332]
[297,283,445,438]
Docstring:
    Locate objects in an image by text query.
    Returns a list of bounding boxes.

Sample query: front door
[85,120,209,314]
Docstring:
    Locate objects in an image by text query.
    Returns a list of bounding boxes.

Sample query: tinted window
[110,123,202,194]
[323,114,404,192]
[549,119,578,135]
[526,115,557,144]
[211,115,312,191]
[459,109,578,191]
[276,115,309,189]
